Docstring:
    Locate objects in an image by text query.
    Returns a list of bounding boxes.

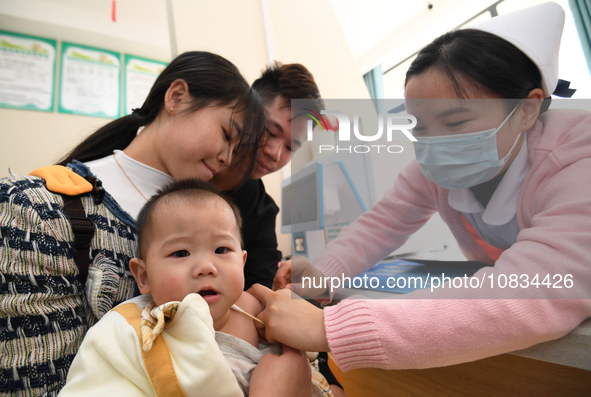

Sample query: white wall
[170,0,267,84]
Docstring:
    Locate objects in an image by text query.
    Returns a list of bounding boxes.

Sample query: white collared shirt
[85,150,174,219]
[448,137,529,250]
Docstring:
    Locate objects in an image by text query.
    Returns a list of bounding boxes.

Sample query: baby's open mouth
[197,289,220,303]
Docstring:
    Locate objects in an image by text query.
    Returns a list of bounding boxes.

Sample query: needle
[231,304,265,325]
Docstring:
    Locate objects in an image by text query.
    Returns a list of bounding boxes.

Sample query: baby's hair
[135,179,243,259]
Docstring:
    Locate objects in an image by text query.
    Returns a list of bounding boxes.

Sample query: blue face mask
[412,104,522,190]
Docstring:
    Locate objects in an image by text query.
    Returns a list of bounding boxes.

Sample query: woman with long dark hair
[0,51,309,396]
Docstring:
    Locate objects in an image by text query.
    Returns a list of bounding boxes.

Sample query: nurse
[250,2,591,372]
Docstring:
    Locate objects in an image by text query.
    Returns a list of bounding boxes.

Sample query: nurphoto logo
[305,110,417,154]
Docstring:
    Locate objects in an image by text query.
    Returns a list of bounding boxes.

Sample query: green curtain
[569,0,591,74]
[363,64,384,113]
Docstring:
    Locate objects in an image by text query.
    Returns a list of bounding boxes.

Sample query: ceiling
[330,0,431,61]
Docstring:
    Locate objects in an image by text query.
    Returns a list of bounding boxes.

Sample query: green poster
[124,54,168,115]
[59,42,121,118]
[0,30,57,112]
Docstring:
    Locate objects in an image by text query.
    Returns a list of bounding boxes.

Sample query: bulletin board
[58,42,121,118]
[123,54,167,115]
[0,30,57,112]
[1,30,168,120]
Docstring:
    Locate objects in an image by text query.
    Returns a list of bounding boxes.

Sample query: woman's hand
[249,345,312,397]
[248,284,329,353]
[273,257,328,298]
[272,259,292,290]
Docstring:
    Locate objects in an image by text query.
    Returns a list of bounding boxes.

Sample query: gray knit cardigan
[0,162,139,396]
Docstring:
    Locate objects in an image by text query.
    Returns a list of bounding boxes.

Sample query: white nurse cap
[468,2,565,96]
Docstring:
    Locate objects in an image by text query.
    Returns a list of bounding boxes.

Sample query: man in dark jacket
[212,62,324,290]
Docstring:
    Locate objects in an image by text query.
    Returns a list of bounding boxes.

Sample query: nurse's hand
[248,284,329,353]
[273,257,328,298]
[249,345,312,397]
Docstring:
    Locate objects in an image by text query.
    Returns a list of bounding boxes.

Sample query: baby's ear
[130,257,151,295]
[242,250,247,266]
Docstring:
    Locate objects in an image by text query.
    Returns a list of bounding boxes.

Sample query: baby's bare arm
[220,292,263,346]
[236,290,264,317]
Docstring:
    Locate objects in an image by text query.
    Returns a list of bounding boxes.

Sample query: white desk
[512,317,591,371]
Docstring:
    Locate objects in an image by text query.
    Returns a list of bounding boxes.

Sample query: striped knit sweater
[0,162,138,396]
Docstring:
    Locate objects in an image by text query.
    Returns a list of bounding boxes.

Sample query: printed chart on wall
[124,55,167,115]
[59,42,121,118]
[0,30,57,112]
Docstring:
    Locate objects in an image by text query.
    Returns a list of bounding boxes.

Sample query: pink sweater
[316,109,591,371]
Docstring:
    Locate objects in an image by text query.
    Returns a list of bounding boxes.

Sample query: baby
[60,179,334,396]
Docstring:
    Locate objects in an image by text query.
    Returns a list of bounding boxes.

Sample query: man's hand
[248,284,329,353]
[249,345,312,397]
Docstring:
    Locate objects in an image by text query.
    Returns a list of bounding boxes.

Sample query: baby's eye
[215,247,229,254]
[173,250,190,257]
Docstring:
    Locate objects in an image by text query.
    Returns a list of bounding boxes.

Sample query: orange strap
[113,303,188,397]
[30,165,93,196]
[459,214,504,262]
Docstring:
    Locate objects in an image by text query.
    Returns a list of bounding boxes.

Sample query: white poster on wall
[59,42,121,118]
[0,30,56,112]
[124,54,167,115]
